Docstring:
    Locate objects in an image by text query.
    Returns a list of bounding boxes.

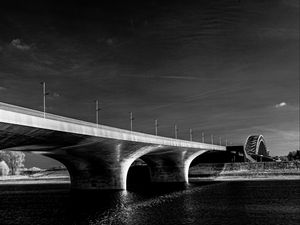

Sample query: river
[0,180,299,225]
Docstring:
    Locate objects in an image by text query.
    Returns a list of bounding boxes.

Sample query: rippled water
[0,180,299,225]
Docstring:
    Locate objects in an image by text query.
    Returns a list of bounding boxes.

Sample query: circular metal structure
[244,135,268,162]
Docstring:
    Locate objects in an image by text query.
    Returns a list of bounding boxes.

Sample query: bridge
[244,135,271,162]
[0,102,226,190]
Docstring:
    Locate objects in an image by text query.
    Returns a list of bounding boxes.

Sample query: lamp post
[40,82,49,118]
[219,137,222,145]
[189,128,193,141]
[211,134,214,145]
[155,119,158,136]
[130,112,134,131]
[95,100,101,126]
[174,124,178,139]
[202,132,205,143]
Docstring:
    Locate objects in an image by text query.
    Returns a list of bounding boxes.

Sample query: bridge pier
[142,151,188,184]
[68,167,126,190]
[141,149,207,185]
[44,148,131,190]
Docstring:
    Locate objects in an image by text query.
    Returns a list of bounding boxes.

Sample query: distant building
[0,160,9,176]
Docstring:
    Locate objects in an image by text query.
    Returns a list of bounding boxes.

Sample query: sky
[0,0,299,168]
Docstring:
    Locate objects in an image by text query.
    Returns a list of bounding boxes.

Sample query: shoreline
[0,174,299,185]
[190,175,300,182]
[0,175,70,185]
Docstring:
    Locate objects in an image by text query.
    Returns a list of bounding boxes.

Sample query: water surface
[0,180,299,225]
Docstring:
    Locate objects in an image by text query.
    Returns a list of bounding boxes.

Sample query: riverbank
[189,161,300,181]
[1,174,299,185]
[0,174,70,185]
[1,162,299,185]
[190,175,300,182]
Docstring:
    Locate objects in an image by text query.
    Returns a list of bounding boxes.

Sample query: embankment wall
[189,161,300,177]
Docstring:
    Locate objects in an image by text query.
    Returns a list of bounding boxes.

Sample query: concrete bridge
[0,102,226,190]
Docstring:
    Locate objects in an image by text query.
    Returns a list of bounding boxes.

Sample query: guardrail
[0,101,226,150]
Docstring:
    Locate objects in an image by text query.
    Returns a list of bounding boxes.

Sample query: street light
[155,119,158,136]
[189,128,193,141]
[211,134,214,145]
[219,137,222,145]
[130,112,134,131]
[174,124,178,139]
[40,82,49,118]
[95,100,101,126]
[202,132,205,143]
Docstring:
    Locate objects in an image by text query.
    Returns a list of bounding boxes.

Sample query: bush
[0,151,25,175]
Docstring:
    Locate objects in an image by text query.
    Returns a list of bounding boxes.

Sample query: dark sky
[0,0,299,168]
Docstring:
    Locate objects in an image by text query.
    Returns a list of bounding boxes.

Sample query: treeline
[0,151,25,175]
[273,150,300,162]
[287,150,300,161]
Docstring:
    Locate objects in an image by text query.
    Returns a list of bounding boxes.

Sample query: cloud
[0,87,7,91]
[275,102,287,108]
[10,39,31,50]
[53,92,60,97]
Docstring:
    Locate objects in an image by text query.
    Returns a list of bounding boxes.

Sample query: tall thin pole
[155,119,158,136]
[219,137,222,145]
[174,124,178,139]
[211,134,214,145]
[202,132,205,143]
[130,112,134,131]
[41,82,46,118]
[225,138,228,146]
[189,128,193,141]
[43,82,46,118]
[95,100,100,126]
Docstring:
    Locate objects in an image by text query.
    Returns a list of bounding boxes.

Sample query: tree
[0,151,25,175]
[287,150,300,161]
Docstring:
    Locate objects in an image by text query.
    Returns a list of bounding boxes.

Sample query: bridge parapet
[0,102,225,151]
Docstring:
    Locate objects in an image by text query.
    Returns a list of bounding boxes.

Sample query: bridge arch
[244,135,268,162]
[126,158,151,187]
[0,142,211,190]
[125,148,208,188]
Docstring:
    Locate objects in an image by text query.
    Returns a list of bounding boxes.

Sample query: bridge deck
[0,102,225,151]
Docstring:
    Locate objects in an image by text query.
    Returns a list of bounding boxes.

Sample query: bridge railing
[0,102,142,134]
[0,101,225,149]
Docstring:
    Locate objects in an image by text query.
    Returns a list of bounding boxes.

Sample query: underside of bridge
[0,122,209,190]
[42,144,207,190]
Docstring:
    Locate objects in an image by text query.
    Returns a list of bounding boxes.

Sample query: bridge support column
[69,167,126,190]
[45,153,130,190]
[141,151,188,184]
[141,149,207,185]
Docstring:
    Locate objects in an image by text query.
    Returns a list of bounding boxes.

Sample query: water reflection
[0,181,299,225]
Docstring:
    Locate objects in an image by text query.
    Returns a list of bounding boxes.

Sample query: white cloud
[10,39,31,50]
[53,92,60,97]
[275,102,287,108]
